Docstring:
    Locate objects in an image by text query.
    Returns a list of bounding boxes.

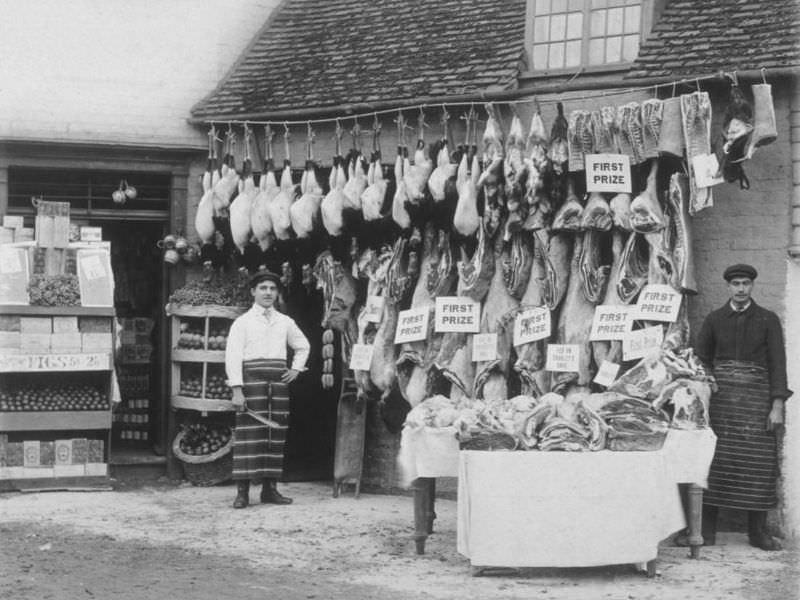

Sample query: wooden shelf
[171,348,226,363]
[0,411,111,431]
[171,395,235,412]
[0,352,112,372]
[0,305,115,317]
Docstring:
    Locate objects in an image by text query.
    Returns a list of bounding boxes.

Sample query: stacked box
[54,439,86,476]
[0,316,21,332]
[20,317,52,333]
[0,332,21,353]
[3,216,24,229]
[82,333,113,351]
[78,317,112,333]
[15,228,34,242]
[35,200,70,248]
[51,333,82,352]
[87,439,104,463]
[0,228,13,244]
[21,333,50,353]
[52,317,79,333]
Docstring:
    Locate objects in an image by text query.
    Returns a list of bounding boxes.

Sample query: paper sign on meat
[546,344,581,372]
[589,305,634,341]
[622,325,664,361]
[633,284,682,322]
[513,307,550,346]
[394,307,429,344]
[434,297,480,333]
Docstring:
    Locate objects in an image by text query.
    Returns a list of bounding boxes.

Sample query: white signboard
[513,307,551,346]
[622,325,664,361]
[349,343,374,371]
[585,154,632,193]
[546,344,581,373]
[593,360,621,387]
[363,295,385,323]
[589,305,635,341]
[394,307,429,344]
[472,333,498,362]
[0,353,110,372]
[434,297,480,333]
[634,284,682,322]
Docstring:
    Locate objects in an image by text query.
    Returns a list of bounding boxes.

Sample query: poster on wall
[0,246,29,305]
[76,248,114,307]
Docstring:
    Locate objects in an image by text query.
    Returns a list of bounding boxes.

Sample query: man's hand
[231,387,246,413]
[766,398,785,432]
[281,369,300,384]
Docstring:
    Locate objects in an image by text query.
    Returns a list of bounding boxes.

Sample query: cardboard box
[78,317,112,333]
[20,317,52,334]
[23,440,40,467]
[2,216,24,229]
[6,442,23,467]
[52,316,79,333]
[71,438,88,464]
[84,463,107,476]
[0,332,21,349]
[50,332,82,352]
[82,332,113,351]
[21,333,51,353]
[54,464,86,477]
[39,441,55,466]
[0,316,21,332]
[55,439,73,466]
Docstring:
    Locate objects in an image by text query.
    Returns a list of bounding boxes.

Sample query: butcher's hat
[249,269,282,289]
[723,263,757,281]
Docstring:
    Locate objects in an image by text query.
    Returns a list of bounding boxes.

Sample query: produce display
[27,274,81,307]
[179,370,232,400]
[176,423,232,456]
[0,383,108,412]
[175,319,229,351]
[167,271,250,307]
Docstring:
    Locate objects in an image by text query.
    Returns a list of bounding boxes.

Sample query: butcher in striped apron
[225,270,310,509]
[693,264,791,551]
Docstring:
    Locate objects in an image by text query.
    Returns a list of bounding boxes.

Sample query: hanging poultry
[391,113,412,230]
[289,123,323,238]
[478,103,506,236]
[229,125,258,255]
[360,118,388,222]
[403,110,433,205]
[250,125,278,252]
[212,127,240,216]
[269,127,297,241]
[195,126,217,245]
[321,121,347,237]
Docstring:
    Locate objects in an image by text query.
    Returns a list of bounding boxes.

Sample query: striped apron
[704,361,778,510]
[232,359,290,481]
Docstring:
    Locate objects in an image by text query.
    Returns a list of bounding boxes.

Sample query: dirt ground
[1,480,797,600]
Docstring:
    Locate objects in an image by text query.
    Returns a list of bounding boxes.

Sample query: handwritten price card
[546,344,581,372]
[622,325,664,361]
[471,333,498,362]
[363,295,385,323]
[349,343,375,371]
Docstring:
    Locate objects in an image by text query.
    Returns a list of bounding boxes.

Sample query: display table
[398,427,716,560]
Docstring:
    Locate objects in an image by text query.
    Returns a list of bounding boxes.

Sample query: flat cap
[723,263,757,281]
[248,269,282,288]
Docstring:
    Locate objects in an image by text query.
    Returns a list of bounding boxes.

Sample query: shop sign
[471,333,498,362]
[0,246,29,305]
[513,307,550,346]
[633,284,682,322]
[585,154,631,193]
[545,344,581,372]
[349,343,374,371]
[593,360,621,387]
[622,325,664,361]
[363,295,385,323]
[589,305,634,341]
[434,297,480,333]
[394,307,429,344]
[0,352,110,372]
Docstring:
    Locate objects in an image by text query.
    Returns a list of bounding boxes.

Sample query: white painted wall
[0,0,279,149]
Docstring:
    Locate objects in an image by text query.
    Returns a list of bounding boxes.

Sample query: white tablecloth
[457,449,686,567]
[397,426,459,487]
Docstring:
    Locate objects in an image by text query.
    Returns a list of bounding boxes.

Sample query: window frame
[522,0,657,77]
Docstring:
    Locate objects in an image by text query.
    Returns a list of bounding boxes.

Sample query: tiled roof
[191,0,526,120]
[628,0,800,79]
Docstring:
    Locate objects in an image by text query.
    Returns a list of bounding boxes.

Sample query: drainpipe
[790,76,800,257]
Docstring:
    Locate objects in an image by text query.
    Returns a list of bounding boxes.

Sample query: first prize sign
[634,284,682,322]
[513,307,550,346]
[434,297,480,333]
[394,307,429,344]
[585,154,632,194]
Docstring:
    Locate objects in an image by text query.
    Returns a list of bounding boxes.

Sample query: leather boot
[260,478,293,505]
[233,480,250,509]
[748,511,782,551]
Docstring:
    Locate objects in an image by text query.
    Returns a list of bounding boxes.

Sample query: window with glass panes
[528,0,648,71]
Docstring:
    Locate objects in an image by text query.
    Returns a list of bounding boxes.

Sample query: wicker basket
[172,430,233,486]
[459,432,519,451]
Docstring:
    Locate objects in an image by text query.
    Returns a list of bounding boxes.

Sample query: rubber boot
[233,480,250,509]
[748,511,782,551]
[260,478,293,505]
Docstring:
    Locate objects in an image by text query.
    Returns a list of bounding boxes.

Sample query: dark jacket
[695,301,792,400]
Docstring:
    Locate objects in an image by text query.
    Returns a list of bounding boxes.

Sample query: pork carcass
[580,192,613,231]
[580,229,611,305]
[404,121,433,203]
[567,109,593,172]
[456,220,495,302]
[290,160,323,238]
[270,160,296,240]
[523,108,553,229]
[502,230,534,300]
[540,229,572,311]
[229,157,257,254]
[321,155,347,236]
[609,192,633,232]
[641,99,664,159]
[665,172,697,294]
[591,228,627,367]
[591,107,619,154]
[630,160,666,233]
[504,113,530,227]
[617,232,649,303]
[551,177,584,232]
[361,152,387,221]
[680,91,713,214]
[478,105,506,236]
[453,151,481,236]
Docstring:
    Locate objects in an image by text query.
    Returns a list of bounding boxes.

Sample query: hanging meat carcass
[630,159,666,234]
[504,111,530,232]
[478,103,506,236]
[591,226,627,367]
[540,228,572,312]
[665,172,697,294]
[567,109,593,172]
[251,125,278,252]
[321,122,347,237]
[680,91,713,214]
[453,147,481,237]
[551,176,584,232]
[523,104,553,230]
[641,99,664,160]
[391,114,412,230]
[269,128,297,241]
[502,230,534,300]
[590,106,619,154]
[212,128,241,215]
[290,125,323,239]
[403,110,433,205]
[229,126,258,255]
[473,218,521,401]
[617,232,650,303]
[580,192,613,231]
[580,229,612,305]
[361,120,388,222]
